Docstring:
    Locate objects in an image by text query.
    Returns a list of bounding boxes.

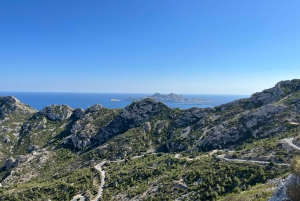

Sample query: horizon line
[0,91,251,96]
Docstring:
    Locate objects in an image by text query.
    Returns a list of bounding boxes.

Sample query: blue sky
[1,1,300,94]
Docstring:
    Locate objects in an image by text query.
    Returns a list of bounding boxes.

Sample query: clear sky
[1,1,300,94]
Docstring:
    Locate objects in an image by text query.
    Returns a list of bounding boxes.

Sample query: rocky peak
[85,104,103,113]
[249,79,300,107]
[72,108,85,119]
[37,105,73,121]
[92,98,169,146]
[0,96,37,119]
[1,96,20,104]
[121,98,165,118]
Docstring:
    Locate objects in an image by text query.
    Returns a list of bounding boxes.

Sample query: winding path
[92,161,106,201]
[216,154,289,166]
[283,137,300,151]
[216,137,300,166]
[71,160,106,201]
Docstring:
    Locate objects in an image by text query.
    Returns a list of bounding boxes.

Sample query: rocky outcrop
[69,122,95,149]
[199,103,288,149]
[37,105,73,121]
[268,174,293,201]
[250,82,286,106]
[0,96,37,119]
[73,108,84,119]
[85,104,103,113]
[181,126,191,137]
[173,108,212,128]
[143,122,151,132]
[65,105,104,149]
[249,80,300,107]
[94,98,169,146]
[242,104,285,129]
[154,120,169,135]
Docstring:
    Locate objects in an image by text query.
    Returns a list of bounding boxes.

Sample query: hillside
[1,79,300,200]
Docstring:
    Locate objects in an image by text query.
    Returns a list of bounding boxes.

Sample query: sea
[0,92,249,111]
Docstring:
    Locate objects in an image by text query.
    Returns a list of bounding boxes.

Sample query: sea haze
[0,92,249,110]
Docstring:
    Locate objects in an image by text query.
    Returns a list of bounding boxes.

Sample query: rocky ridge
[0,79,300,200]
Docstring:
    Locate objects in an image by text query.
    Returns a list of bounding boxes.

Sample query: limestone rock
[173,108,209,128]
[86,104,103,112]
[249,80,300,107]
[73,108,84,118]
[143,122,151,131]
[94,98,169,147]
[38,105,73,121]
[268,174,294,201]
[199,104,287,149]
[154,120,169,135]
[0,96,37,119]
[181,126,191,138]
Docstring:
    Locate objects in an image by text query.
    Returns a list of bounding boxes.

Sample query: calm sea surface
[0,92,249,110]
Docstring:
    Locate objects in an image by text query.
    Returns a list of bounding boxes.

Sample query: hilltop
[0,79,300,200]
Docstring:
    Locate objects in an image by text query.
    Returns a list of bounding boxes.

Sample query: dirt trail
[91,161,106,201]
[216,155,289,166]
[283,137,300,151]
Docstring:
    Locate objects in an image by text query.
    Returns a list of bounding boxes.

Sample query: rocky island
[125,92,211,103]
[110,98,120,102]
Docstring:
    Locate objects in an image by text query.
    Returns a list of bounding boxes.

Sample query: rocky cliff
[0,96,37,164]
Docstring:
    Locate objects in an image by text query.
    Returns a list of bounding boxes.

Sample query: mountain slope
[0,79,300,200]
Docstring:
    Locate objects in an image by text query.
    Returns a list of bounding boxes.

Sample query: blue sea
[0,92,249,110]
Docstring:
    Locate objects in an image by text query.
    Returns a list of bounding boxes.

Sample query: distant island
[110,98,120,102]
[125,93,211,103]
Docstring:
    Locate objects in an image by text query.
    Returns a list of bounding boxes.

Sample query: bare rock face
[181,126,191,137]
[0,96,37,119]
[250,82,286,106]
[249,80,300,107]
[199,104,287,149]
[86,104,103,113]
[73,108,84,118]
[69,122,94,149]
[268,174,294,201]
[38,105,73,121]
[65,104,114,150]
[173,107,213,128]
[154,120,169,135]
[143,122,151,132]
[94,98,169,146]
[242,104,286,129]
